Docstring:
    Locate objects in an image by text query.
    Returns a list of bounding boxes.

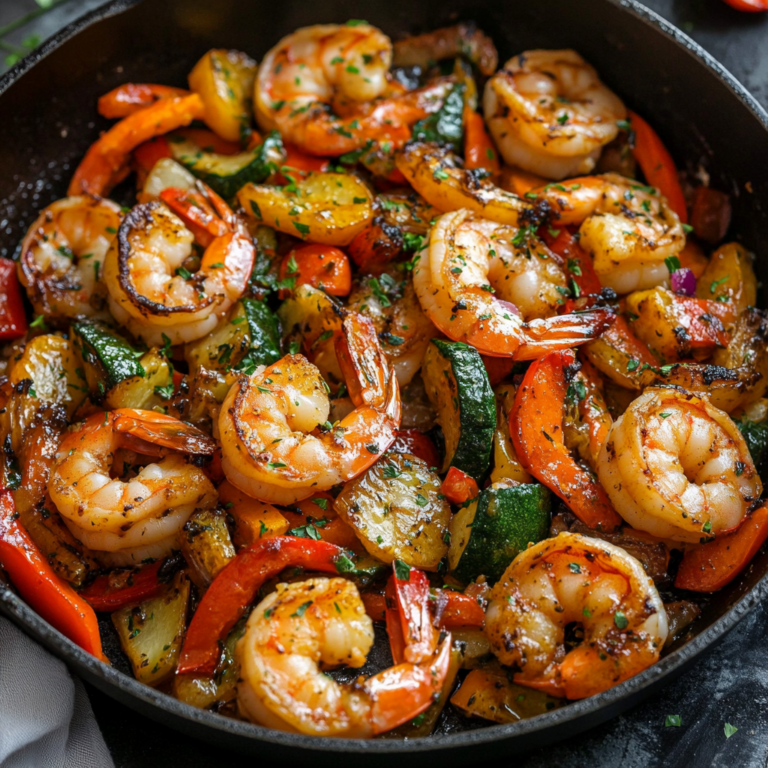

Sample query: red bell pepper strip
[675,504,768,592]
[389,429,441,468]
[463,107,500,176]
[177,536,346,676]
[385,565,436,665]
[542,227,603,298]
[275,143,331,185]
[432,590,485,630]
[627,110,688,223]
[0,490,105,660]
[79,560,164,612]
[510,350,622,531]
[0,259,28,340]
[721,0,768,10]
[668,294,730,350]
[441,467,480,506]
[98,84,191,119]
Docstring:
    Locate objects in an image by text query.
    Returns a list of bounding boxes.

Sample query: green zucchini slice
[169,130,284,199]
[736,417,768,476]
[448,482,552,584]
[185,298,281,374]
[71,320,144,396]
[421,338,496,479]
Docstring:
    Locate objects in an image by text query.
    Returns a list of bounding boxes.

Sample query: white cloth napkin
[0,615,114,768]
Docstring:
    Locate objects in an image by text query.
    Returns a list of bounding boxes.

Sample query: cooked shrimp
[485,532,668,699]
[254,24,455,156]
[413,209,615,359]
[103,186,255,346]
[534,173,686,293]
[219,312,401,505]
[484,50,627,180]
[392,22,498,76]
[236,576,451,736]
[18,196,122,323]
[347,271,436,386]
[596,387,762,543]
[396,142,531,226]
[48,409,216,566]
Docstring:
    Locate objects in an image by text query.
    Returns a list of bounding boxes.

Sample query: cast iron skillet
[1,0,768,764]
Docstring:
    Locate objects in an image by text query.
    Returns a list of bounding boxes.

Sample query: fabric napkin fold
[0,616,113,768]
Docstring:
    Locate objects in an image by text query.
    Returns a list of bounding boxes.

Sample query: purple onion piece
[671,268,696,296]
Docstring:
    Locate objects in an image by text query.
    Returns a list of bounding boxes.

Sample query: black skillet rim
[1,0,768,757]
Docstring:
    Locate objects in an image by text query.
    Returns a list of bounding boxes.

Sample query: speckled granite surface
[2,1,768,765]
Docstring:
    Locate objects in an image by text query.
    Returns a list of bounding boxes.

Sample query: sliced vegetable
[464,106,500,175]
[9,334,87,417]
[140,157,197,201]
[451,668,562,723]
[279,244,352,297]
[448,481,551,583]
[178,536,346,676]
[441,467,480,506]
[80,560,164,612]
[736,416,768,475]
[694,242,756,323]
[675,504,768,592]
[188,49,258,143]
[510,350,622,531]
[0,491,104,659]
[178,508,236,589]
[105,348,173,411]
[721,0,768,12]
[627,110,688,223]
[0,259,28,340]
[412,82,465,146]
[690,187,731,244]
[491,383,532,485]
[334,452,451,570]
[422,339,496,479]
[218,480,289,548]
[72,320,144,396]
[112,572,190,686]
[98,83,190,119]
[169,130,284,199]
[185,298,281,375]
[238,171,374,246]
[543,227,603,297]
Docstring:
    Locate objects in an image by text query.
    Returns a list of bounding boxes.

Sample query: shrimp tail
[113,409,215,455]
[366,634,452,735]
[510,307,617,361]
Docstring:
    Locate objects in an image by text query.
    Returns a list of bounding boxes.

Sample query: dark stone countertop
[2,1,768,766]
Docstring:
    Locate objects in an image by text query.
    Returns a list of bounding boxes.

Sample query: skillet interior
[1,0,768,763]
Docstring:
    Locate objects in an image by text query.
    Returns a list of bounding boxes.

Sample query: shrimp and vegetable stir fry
[1,15,766,740]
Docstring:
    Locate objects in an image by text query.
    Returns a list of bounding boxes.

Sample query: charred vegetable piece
[178,507,236,589]
[334,452,451,570]
[448,481,551,584]
[421,339,496,480]
[112,572,190,687]
[490,384,532,484]
[71,320,144,396]
[218,480,289,548]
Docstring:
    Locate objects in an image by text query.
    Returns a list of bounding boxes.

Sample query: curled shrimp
[48,409,217,567]
[597,387,762,543]
[484,50,627,180]
[219,311,401,505]
[534,173,686,294]
[413,209,615,360]
[254,23,455,156]
[485,532,668,699]
[103,184,255,346]
[18,196,122,323]
[236,575,451,736]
